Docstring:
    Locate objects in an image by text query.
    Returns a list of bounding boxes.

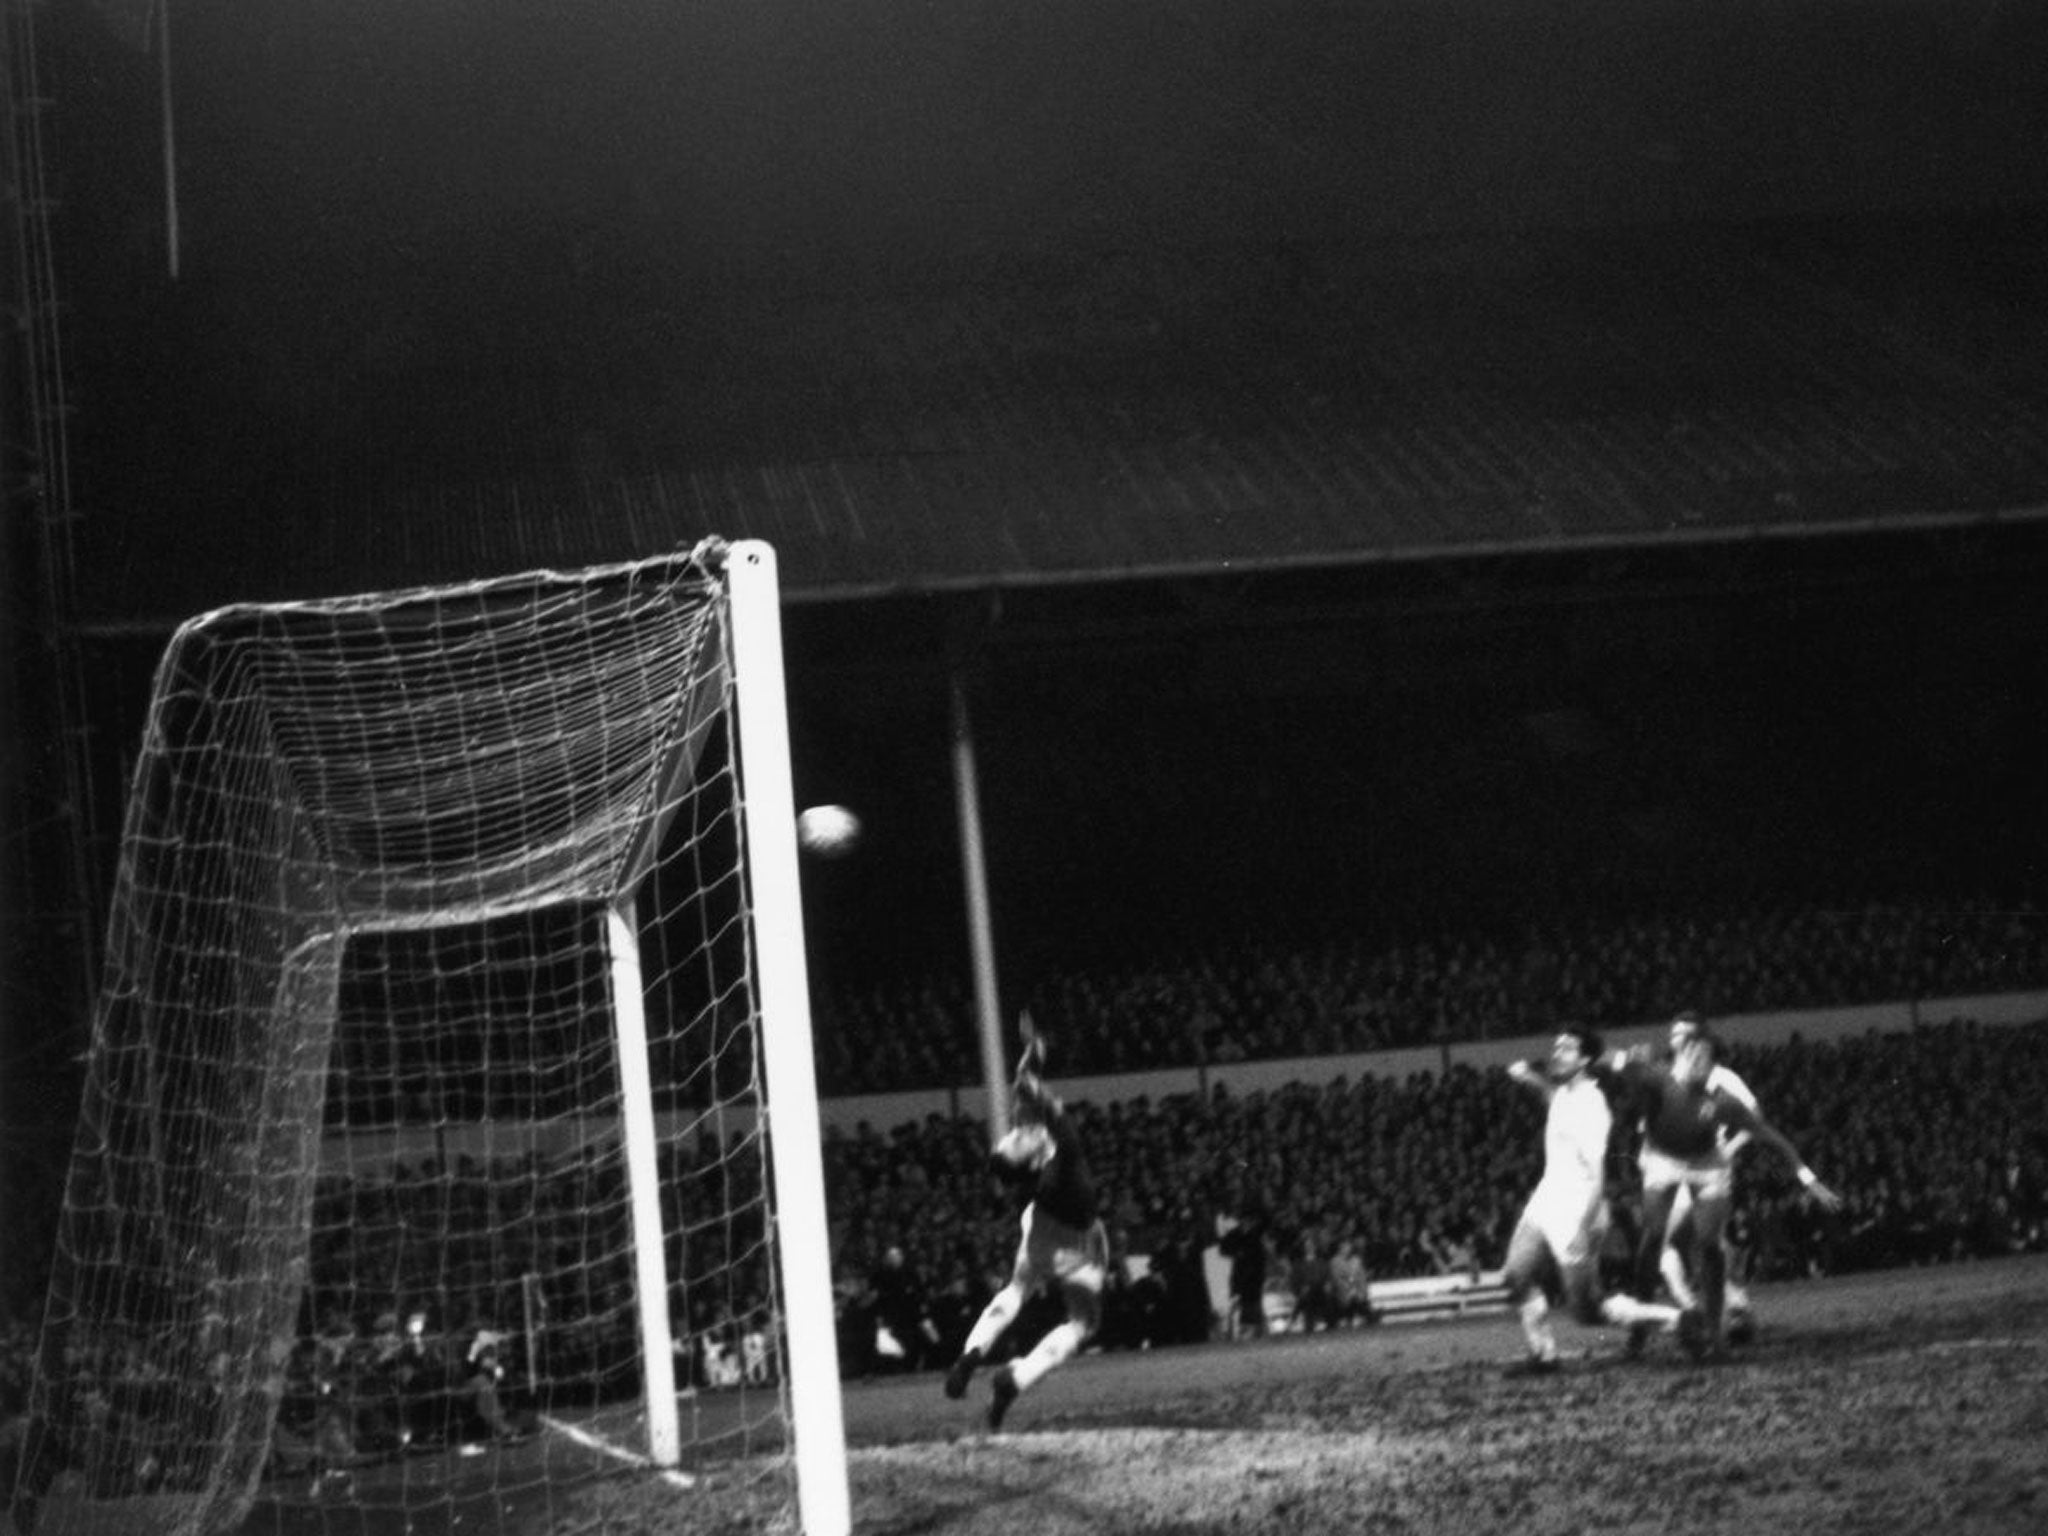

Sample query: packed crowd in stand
[813,895,2048,1091]
[3,895,2046,1490]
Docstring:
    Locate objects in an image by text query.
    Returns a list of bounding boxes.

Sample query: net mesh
[14,543,800,1534]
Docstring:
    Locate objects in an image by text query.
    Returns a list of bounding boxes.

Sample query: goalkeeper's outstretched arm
[1011,1017,1056,1124]
[1012,1060,1060,1124]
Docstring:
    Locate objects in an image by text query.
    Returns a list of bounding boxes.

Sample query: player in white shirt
[1499,1026,1686,1375]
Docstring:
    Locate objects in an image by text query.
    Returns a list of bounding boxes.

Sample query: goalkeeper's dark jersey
[1031,1105,1099,1231]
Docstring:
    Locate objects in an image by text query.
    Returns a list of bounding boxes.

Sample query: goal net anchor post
[726,541,852,1536]
[605,903,684,1467]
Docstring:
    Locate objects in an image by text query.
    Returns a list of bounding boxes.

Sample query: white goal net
[10,540,847,1536]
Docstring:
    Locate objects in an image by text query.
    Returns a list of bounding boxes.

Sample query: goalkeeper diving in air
[944,1017,1110,1432]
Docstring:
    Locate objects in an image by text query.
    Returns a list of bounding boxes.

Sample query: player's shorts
[1011,1206,1109,1294]
[1520,1179,1607,1272]
[1639,1145,1735,1200]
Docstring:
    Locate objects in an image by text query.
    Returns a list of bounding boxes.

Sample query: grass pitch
[234,1256,2048,1535]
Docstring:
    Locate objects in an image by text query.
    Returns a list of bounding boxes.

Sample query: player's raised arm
[1506,1056,1557,1100]
[1708,1064,1759,1158]
[1719,1098,1842,1210]
[1011,1013,1056,1119]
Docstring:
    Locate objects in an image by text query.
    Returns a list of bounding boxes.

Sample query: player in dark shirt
[943,1028,1109,1431]
[1650,1013,1765,1339]
[1613,1031,1841,1357]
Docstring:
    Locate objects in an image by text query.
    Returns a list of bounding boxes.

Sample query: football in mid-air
[795,804,863,857]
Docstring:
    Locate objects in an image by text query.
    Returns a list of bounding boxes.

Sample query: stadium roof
[47,1,2048,630]
[71,208,2048,630]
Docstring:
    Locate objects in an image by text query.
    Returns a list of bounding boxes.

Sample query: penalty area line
[541,1415,698,1489]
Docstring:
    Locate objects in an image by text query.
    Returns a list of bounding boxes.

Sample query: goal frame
[717,540,851,1536]
[603,538,848,1531]
[16,539,850,1536]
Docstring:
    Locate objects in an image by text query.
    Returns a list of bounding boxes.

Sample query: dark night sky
[49,0,2048,497]
[67,2,2048,288]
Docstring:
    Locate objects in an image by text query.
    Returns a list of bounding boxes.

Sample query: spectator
[871,1245,938,1373]
[1218,1214,1270,1340]
[1289,1230,1336,1332]
[1325,1237,1378,1327]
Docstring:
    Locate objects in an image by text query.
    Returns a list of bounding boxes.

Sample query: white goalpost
[10,540,849,1536]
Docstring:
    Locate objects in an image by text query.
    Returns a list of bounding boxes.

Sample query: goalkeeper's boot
[943,1348,982,1401]
[986,1366,1020,1432]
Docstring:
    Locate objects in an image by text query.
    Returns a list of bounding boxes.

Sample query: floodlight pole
[950,671,1010,1138]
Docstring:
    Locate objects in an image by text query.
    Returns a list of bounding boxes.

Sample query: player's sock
[1698,1245,1728,1349]
[1517,1293,1558,1363]
[986,1366,1019,1432]
[1725,1286,1756,1343]
[943,1348,982,1400]
[1011,1320,1086,1393]
[1659,1246,1698,1311]
[1598,1293,1679,1330]
[1676,1306,1713,1360]
[953,1286,1022,1391]
[964,1292,1019,1359]
[1725,1271,1753,1329]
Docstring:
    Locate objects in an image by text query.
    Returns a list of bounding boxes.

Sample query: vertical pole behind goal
[725,541,853,1536]
[606,905,684,1466]
[950,673,1011,1139]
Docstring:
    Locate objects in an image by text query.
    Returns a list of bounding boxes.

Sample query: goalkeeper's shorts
[1012,1206,1110,1294]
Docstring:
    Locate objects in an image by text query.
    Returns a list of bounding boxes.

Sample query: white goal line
[540,1414,699,1489]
